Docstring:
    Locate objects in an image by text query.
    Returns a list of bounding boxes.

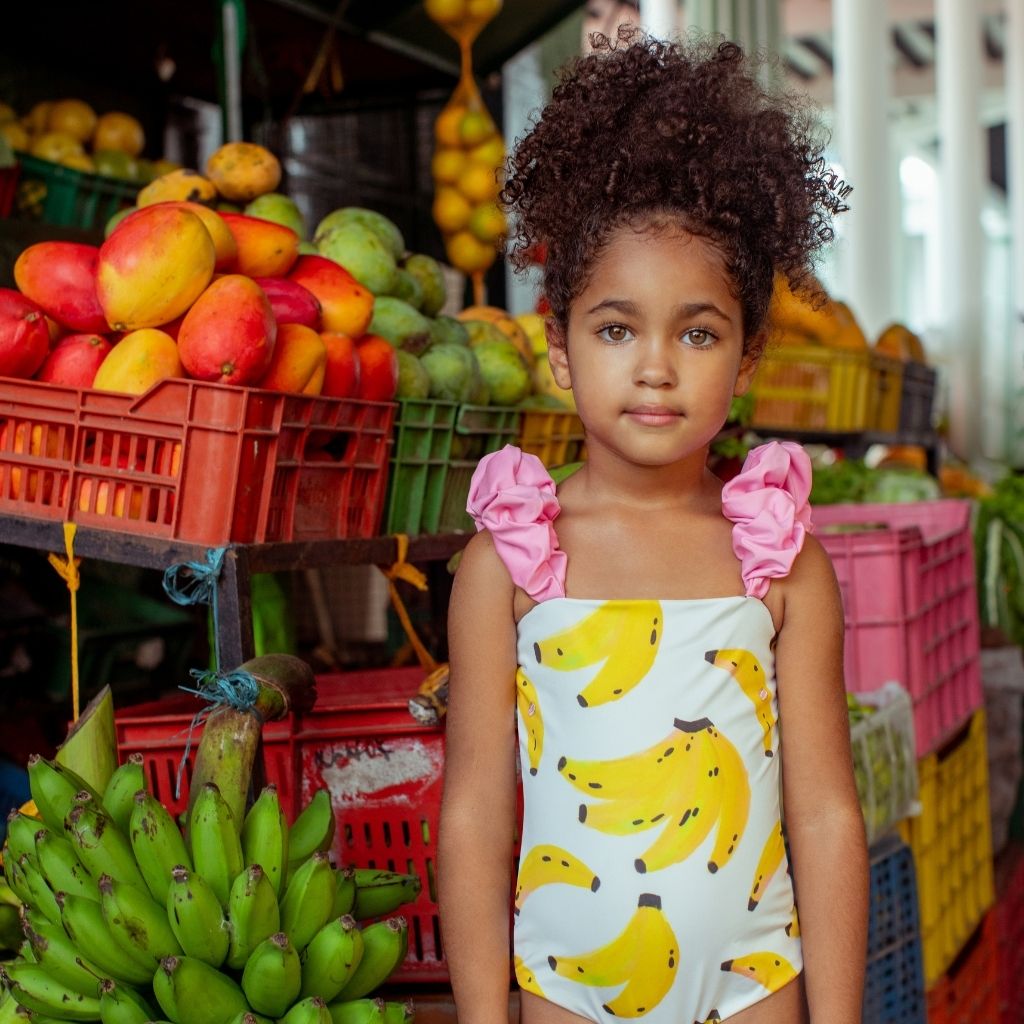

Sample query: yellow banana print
[694,1014,721,1024]
[516,669,544,776]
[533,601,662,707]
[705,649,776,757]
[748,821,786,911]
[706,725,750,874]
[721,951,798,993]
[549,893,678,1017]
[514,844,600,914]
[786,905,800,938]
[514,956,545,998]
[633,721,726,874]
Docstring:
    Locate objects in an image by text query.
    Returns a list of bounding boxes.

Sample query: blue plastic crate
[863,835,927,1024]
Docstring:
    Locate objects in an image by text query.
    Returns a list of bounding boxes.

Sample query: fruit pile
[0,755,419,1024]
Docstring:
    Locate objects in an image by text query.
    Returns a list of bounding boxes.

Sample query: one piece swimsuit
[466,441,814,1024]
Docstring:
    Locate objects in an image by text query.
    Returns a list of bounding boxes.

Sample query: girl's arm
[775,536,869,1024]
[438,531,519,1024]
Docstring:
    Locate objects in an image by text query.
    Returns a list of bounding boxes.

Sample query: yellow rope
[47,523,81,722]
[378,534,438,673]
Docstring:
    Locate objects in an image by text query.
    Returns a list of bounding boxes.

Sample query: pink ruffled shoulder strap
[466,445,567,602]
[721,441,814,599]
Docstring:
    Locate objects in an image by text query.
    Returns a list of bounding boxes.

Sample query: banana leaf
[56,685,117,795]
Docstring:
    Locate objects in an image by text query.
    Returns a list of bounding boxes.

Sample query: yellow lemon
[425,0,468,23]
[0,120,29,151]
[446,230,496,273]
[46,99,97,144]
[458,161,501,204]
[433,187,472,232]
[30,131,84,163]
[61,152,96,173]
[435,105,466,147]
[469,135,505,169]
[468,202,506,243]
[459,110,494,146]
[467,0,502,19]
[431,147,467,185]
[22,101,51,135]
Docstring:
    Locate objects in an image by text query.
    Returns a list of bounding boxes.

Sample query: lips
[625,404,682,425]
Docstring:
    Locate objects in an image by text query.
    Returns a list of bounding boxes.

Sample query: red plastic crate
[925,913,1000,1024]
[0,376,394,545]
[994,844,1024,1022]
[814,500,982,756]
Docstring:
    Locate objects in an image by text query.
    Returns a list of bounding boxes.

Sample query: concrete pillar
[935,0,985,460]
[1007,0,1024,465]
[641,0,677,40]
[832,0,892,341]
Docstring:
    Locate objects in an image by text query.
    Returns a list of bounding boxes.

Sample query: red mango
[36,333,113,388]
[219,213,299,277]
[355,334,398,402]
[253,276,321,329]
[0,288,50,378]
[320,332,360,399]
[288,255,373,337]
[14,242,108,333]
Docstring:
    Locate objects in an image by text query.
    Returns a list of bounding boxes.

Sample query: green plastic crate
[12,153,138,231]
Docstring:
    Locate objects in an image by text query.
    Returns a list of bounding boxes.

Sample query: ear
[545,318,573,390]
[733,332,765,397]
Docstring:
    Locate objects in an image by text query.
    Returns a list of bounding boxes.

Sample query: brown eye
[599,324,631,343]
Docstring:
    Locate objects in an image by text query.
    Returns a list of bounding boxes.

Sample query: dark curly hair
[501,29,847,347]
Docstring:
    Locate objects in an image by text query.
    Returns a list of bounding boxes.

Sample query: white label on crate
[316,738,441,805]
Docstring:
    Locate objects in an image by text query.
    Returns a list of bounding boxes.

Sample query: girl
[439,31,868,1024]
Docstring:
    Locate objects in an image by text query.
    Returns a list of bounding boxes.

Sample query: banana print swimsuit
[466,441,813,1024]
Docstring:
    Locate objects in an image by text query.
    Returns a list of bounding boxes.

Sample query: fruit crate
[115,667,523,982]
[9,153,138,231]
[437,404,521,534]
[898,362,937,435]
[0,376,394,545]
[862,835,926,1024]
[517,408,585,468]
[814,500,982,757]
[749,345,871,431]
[849,684,919,846]
[994,844,1024,1022]
[925,913,1000,1024]
[0,163,18,218]
[868,352,904,433]
[897,711,995,987]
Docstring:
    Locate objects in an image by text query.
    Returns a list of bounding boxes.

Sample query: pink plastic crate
[814,500,982,757]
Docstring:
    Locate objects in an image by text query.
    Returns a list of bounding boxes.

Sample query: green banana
[326,999,385,1024]
[3,845,31,906]
[34,829,101,902]
[0,962,101,1021]
[331,868,356,918]
[56,892,155,987]
[20,907,104,997]
[287,791,334,866]
[98,873,180,963]
[166,866,229,968]
[299,916,364,1002]
[240,786,288,898]
[5,814,44,871]
[240,932,301,1018]
[280,852,336,952]
[27,757,100,837]
[224,865,279,971]
[0,991,19,1024]
[334,918,408,1001]
[226,1015,273,1024]
[279,998,331,1024]
[152,956,249,1024]
[129,791,191,905]
[97,979,156,1024]
[16,856,61,926]
[188,784,243,907]
[100,757,146,837]
[350,871,420,922]
[63,799,147,895]
[381,1000,413,1024]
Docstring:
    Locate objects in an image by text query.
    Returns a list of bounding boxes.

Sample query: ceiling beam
[893,22,936,66]
[782,0,1004,37]
[784,38,828,78]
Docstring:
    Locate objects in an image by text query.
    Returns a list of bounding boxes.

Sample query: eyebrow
[585,298,734,322]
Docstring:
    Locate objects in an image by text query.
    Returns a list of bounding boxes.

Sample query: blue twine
[162,547,227,608]
[174,667,263,801]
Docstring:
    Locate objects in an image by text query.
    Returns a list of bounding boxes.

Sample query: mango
[97,205,215,331]
[288,255,373,338]
[316,221,398,296]
[461,318,507,350]
[156,202,237,270]
[474,339,531,406]
[37,333,113,389]
[395,350,431,400]
[429,315,469,348]
[368,296,432,354]
[389,268,424,311]
[0,421,72,503]
[420,343,480,402]
[219,212,299,277]
[402,254,446,317]
[245,193,306,240]
[205,142,282,202]
[458,304,532,362]
[253,276,321,329]
[14,242,108,333]
[0,288,50,378]
[93,329,183,395]
[178,275,276,386]
[315,207,404,261]
[321,332,360,399]
[257,322,326,394]
[137,169,218,207]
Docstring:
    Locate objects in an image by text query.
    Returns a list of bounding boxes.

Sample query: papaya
[97,205,216,331]
[205,142,282,202]
[137,169,218,207]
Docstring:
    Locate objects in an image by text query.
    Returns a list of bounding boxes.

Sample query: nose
[633,336,678,388]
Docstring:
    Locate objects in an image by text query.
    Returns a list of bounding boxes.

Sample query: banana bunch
[0,755,421,1024]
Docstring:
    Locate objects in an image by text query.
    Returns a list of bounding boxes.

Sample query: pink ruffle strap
[466,445,567,602]
[721,441,814,599]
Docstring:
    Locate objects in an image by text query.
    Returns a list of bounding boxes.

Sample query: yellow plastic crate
[898,710,995,987]
[518,408,586,467]
[750,344,871,431]
[868,352,904,432]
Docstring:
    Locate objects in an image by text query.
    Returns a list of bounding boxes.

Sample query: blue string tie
[162,547,227,609]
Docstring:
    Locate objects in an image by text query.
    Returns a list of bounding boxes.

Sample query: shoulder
[777,533,843,627]
[453,529,515,596]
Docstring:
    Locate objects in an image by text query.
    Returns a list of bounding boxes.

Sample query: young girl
[438,31,868,1024]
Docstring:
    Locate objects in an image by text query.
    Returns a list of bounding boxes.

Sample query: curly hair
[501,30,846,346]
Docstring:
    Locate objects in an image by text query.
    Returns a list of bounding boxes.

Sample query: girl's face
[548,224,759,469]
